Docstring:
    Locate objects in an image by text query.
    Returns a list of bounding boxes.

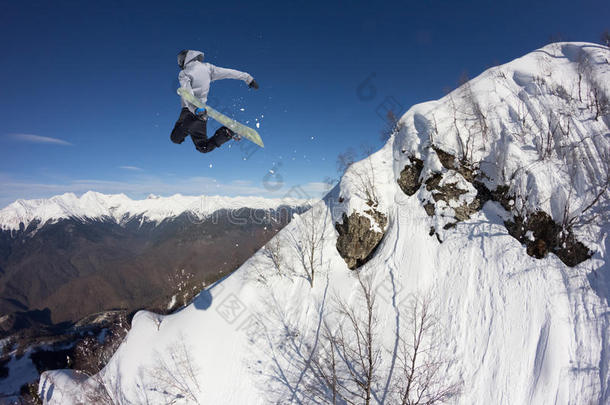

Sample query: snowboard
[177,88,264,148]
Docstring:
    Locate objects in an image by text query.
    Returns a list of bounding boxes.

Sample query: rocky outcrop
[335,209,387,270]
[421,169,482,231]
[505,211,591,267]
[397,157,423,196]
[398,147,592,267]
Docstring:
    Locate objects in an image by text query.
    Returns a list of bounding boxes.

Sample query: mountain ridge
[0,191,312,232]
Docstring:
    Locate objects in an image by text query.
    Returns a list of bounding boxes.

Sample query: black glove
[248,79,259,90]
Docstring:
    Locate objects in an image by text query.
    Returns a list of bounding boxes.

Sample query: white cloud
[9,133,73,146]
[0,173,329,209]
[119,166,144,171]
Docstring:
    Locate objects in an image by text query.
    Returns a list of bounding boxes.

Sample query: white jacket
[178,50,253,113]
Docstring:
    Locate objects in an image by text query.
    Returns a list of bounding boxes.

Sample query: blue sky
[0,0,608,207]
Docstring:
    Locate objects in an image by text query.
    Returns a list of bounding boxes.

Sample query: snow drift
[39,42,609,404]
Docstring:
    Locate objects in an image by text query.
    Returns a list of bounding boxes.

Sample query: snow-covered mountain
[0,191,312,329]
[39,42,609,404]
[0,191,310,232]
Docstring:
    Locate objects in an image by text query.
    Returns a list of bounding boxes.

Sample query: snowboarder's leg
[170,108,192,144]
[208,126,235,148]
[192,126,234,154]
[187,116,219,153]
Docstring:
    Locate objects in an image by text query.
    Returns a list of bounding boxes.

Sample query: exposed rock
[397,157,424,196]
[424,173,443,191]
[335,210,387,270]
[433,146,476,182]
[424,171,481,224]
[433,147,458,170]
[423,202,436,216]
[453,201,482,221]
[399,147,591,267]
[527,239,547,259]
[505,211,591,267]
[428,179,467,202]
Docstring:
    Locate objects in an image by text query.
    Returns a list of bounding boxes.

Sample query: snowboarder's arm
[178,70,198,112]
[209,65,254,85]
[178,70,194,94]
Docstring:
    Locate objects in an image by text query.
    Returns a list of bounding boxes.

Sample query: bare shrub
[17,382,42,404]
[83,373,118,405]
[446,77,488,164]
[578,53,610,120]
[392,295,461,405]
[447,94,466,161]
[577,51,589,102]
[562,169,610,232]
[462,78,489,153]
[262,235,285,276]
[380,110,400,143]
[590,84,610,121]
[329,273,381,405]
[289,209,327,288]
[266,273,463,405]
[147,337,203,404]
[73,313,129,376]
[536,111,570,160]
[352,156,380,207]
[337,147,358,175]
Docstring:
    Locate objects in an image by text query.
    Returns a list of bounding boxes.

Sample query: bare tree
[392,295,461,405]
[578,54,610,121]
[337,147,358,175]
[262,234,285,276]
[351,156,380,208]
[562,169,610,231]
[536,110,570,160]
[305,276,461,405]
[331,273,381,405]
[82,362,131,405]
[290,209,327,287]
[147,337,203,404]
[257,271,462,405]
[576,51,589,102]
[380,110,400,142]
[463,78,489,150]
[590,84,610,121]
[447,94,467,163]
[73,312,130,376]
[82,372,119,405]
[305,320,342,404]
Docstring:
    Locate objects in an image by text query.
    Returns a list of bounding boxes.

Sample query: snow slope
[39,43,609,404]
[0,191,311,231]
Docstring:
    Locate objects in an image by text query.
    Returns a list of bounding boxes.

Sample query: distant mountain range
[0,191,309,232]
[0,192,311,336]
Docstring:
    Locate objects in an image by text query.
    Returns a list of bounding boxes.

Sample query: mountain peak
[0,192,312,231]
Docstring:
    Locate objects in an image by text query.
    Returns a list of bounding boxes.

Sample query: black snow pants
[170,108,234,154]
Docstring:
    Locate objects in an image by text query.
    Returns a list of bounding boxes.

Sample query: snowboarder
[171,49,259,153]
